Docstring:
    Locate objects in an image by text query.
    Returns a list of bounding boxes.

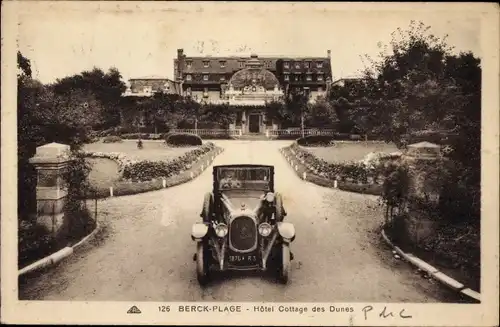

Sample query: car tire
[201,192,214,223]
[196,241,210,285]
[275,192,285,222]
[279,243,291,284]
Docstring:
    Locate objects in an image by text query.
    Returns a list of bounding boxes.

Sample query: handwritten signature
[362,306,412,320]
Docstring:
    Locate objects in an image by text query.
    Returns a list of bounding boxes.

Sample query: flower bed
[82,143,220,198]
[282,142,398,195]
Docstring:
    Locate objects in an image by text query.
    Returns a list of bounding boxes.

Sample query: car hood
[220,190,265,214]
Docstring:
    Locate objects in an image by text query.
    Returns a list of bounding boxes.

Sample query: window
[284,74,289,81]
[203,74,209,81]
[186,74,192,81]
[295,62,301,69]
[203,60,210,68]
[239,61,245,68]
[284,61,289,69]
[317,74,324,81]
[220,75,226,81]
[220,61,226,68]
[306,74,312,81]
[294,75,300,82]
[316,61,323,68]
[304,61,310,69]
[186,60,192,68]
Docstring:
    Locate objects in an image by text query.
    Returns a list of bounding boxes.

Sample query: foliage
[102,135,123,143]
[52,67,127,129]
[165,133,203,147]
[297,135,335,147]
[305,96,339,128]
[18,219,57,268]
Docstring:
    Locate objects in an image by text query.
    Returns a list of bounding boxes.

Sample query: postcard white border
[2,2,499,326]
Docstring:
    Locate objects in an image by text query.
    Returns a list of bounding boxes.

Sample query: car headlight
[258,223,273,237]
[215,223,228,238]
[265,192,275,203]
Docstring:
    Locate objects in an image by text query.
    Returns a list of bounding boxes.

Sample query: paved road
[19,140,461,302]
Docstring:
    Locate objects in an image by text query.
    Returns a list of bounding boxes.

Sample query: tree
[358,20,481,223]
[52,67,126,129]
[306,96,339,128]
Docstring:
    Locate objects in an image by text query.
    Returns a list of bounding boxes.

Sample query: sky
[14,2,483,84]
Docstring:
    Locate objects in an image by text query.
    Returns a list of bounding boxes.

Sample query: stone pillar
[29,142,72,236]
[400,141,443,244]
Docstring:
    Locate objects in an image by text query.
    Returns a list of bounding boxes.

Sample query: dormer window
[203,60,210,68]
[186,60,192,68]
[304,61,310,69]
[220,61,226,68]
[284,61,290,69]
[185,74,192,81]
[295,62,301,69]
[203,74,209,81]
[316,61,323,68]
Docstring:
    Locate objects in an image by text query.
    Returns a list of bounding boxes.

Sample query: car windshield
[217,166,271,191]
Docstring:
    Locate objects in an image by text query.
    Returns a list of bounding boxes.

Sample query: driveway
[19,140,461,302]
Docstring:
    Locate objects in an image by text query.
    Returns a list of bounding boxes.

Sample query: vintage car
[191,164,295,285]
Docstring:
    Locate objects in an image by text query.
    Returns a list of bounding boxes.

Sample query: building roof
[129,75,173,80]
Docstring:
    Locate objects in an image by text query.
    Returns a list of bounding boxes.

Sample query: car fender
[277,222,295,242]
[191,222,209,241]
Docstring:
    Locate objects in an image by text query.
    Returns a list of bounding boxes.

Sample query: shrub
[275,134,300,140]
[297,135,334,146]
[18,219,58,268]
[333,133,352,140]
[166,132,202,147]
[103,135,123,143]
[121,133,149,139]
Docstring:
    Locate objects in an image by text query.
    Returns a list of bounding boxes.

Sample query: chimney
[327,50,331,58]
[177,48,184,59]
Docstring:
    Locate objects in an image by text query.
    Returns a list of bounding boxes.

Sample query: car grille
[229,216,257,252]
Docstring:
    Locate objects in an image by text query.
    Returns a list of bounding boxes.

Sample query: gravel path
[19,140,461,302]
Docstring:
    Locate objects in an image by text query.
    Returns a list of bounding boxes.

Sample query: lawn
[86,158,121,190]
[83,140,196,162]
[304,142,399,164]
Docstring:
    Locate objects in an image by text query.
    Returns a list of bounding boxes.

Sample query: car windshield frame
[213,165,274,192]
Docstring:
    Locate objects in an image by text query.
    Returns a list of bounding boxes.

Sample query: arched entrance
[223,59,284,134]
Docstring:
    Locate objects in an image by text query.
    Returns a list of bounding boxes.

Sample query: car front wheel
[196,241,210,285]
[278,243,291,284]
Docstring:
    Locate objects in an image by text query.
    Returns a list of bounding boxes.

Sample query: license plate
[228,255,257,263]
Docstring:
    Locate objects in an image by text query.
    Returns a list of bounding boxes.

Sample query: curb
[18,222,102,277]
[381,228,481,303]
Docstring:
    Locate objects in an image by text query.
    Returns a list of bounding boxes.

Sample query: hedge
[121,133,164,140]
[102,135,123,143]
[297,135,335,147]
[165,132,203,147]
